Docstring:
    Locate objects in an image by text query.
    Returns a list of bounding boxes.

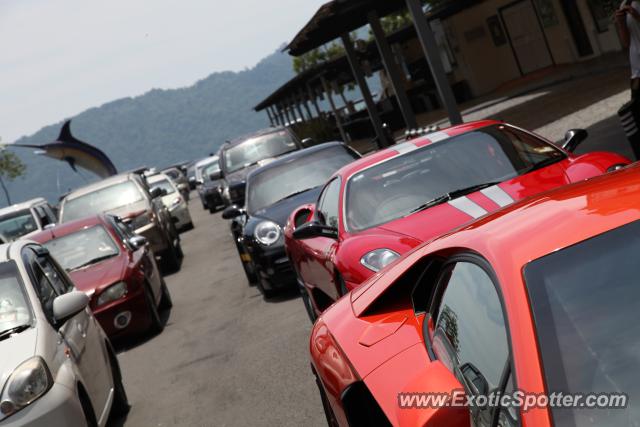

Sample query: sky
[0,0,326,142]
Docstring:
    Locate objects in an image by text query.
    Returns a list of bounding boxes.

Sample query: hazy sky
[0,0,326,142]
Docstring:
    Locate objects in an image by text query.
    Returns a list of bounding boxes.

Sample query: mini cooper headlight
[254,221,281,246]
[96,281,128,307]
[0,357,52,419]
[360,249,400,272]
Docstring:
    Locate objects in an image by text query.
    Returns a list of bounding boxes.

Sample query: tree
[0,141,26,206]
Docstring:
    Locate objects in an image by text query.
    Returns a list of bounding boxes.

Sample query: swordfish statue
[15,119,117,178]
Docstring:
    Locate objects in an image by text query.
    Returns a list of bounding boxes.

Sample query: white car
[0,240,128,426]
[0,199,57,242]
[146,173,193,233]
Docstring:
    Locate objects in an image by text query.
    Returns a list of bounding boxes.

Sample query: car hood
[68,254,127,298]
[0,327,37,389]
[376,162,571,242]
[250,187,322,227]
[102,200,150,219]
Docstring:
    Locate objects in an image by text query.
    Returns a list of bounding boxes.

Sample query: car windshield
[44,225,120,271]
[524,219,640,426]
[0,261,32,336]
[164,169,179,179]
[63,180,144,222]
[202,163,220,180]
[345,125,564,231]
[247,146,357,214]
[223,131,297,174]
[150,178,175,195]
[0,210,39,241]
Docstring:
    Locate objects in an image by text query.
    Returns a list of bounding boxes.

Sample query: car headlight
[96,281,128,307]
[0,357,52,420]
[360,249,400,272]
[170,197,182,208]
[254,221,281,246]
[607,163,627,172]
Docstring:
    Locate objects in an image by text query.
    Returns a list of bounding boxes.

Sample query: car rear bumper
[0,383,89,427]
[93,284,150,339]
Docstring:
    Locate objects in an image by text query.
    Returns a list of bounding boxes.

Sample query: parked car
[147,173,194,232]
[222,142,360,298]
[58,173,183,272]
[285,121,631,321]
[310,162,640,427]
[188,156,218,191]
[0,198,57,242]
[162,167,190,202]
[197,159,225,213]
[218,127,305,207]
[0,239,128,426]
[30,214,172,339]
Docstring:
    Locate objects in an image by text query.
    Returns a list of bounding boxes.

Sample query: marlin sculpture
[15,120,117,178]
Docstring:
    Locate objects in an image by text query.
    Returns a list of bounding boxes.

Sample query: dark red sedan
[30,214,171,339]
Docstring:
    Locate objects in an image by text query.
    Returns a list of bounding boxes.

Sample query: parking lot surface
[113,201,325,427]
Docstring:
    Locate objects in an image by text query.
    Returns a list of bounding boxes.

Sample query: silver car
[0,240,128,426]
[146,173,193,232]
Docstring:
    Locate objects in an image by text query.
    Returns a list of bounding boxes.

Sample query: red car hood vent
[358,313,407,347]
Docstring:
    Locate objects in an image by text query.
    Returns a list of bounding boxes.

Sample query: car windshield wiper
[521,156,565,174]
[0,324,30,342]
[275,187,319,203]
[409,181,502,214]
[70,254,117,271]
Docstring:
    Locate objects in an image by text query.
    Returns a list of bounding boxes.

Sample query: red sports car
[30,214,171,339]
[310,162,640,427]
[284,120,630,321]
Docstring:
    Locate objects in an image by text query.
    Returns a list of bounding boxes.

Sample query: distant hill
[6,49,294,206]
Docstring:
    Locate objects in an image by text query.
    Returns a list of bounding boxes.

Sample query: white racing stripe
[480,185,514,208]
[448,197,488,219]
[426,131,449,143]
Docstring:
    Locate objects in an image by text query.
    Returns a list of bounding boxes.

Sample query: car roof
[62,173,138,201]
[0,198,48,216]
[29,215,108,243]
[194,156,218,168]
[223,126,290,149]
[333,120,502,181]
[246,142,346,182]
[146,173,171,184]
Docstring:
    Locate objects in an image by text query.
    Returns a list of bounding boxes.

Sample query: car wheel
[208,206,216,214]
[108,347,130,417]
[161,244,181,273]
[159,276,173,310]
[337,273,348,297]
[299,279,317,323]
[144,282,164,334]
[235,240,257,285]
[317,377,340,427]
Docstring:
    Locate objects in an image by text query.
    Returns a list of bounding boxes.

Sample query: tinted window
[223,131,298,174]
[432,262,509,392]
[43,225,120,271]
[317,179,341,229]
[525,220,640,426]
[247,146,357,214]
[345,125,564,231]
[62,180,144,222]
[0,210,39,241]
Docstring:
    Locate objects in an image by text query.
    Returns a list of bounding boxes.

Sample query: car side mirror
[561,128,588,152]
[129,235,147,249]
[301,137,315,147]
[292,221,337,240]
[150,187,166,199]
[209,171,222,181]
[53,291,89,326]
[222,205,244,220]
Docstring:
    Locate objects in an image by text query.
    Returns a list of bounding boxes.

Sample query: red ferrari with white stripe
[284,120,631,321]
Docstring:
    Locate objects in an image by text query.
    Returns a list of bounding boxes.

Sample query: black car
[222,142,360,298]
[198,161,225,213]
[218,127,306,208]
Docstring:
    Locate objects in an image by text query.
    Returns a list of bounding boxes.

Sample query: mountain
[6,49,295,206]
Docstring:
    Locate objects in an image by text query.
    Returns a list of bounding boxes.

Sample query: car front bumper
[247,244,297,291]
[0,383,90,427]
[93,282,151,339]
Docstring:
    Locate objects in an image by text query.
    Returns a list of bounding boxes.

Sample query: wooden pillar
[321,75,349,143]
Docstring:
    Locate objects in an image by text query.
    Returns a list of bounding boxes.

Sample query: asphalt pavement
[111,199,325,427]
